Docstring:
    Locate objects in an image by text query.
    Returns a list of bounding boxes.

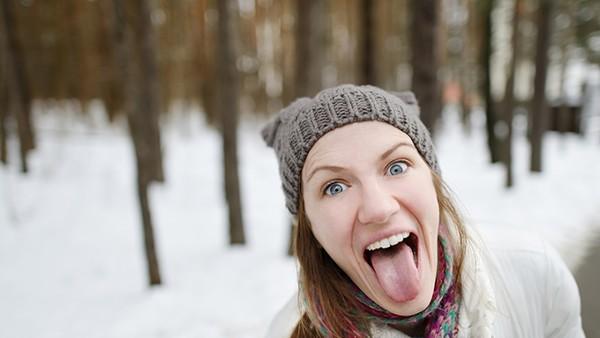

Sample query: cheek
[306,202,356,257]
[400,176,439,230]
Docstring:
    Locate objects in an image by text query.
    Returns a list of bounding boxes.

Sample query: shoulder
[265,293,302,338]
[480,227,552,281]
[474,227,584,337]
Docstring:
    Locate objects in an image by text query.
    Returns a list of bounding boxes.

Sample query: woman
[261,85,584,337]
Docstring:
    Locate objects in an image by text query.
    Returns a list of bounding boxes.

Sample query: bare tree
[410,0,441,135]
[285,0,328,255]
[529,0,554,172]
[359,0,375,85]
[0,0,35,173]
[0,70,6,165]
[109,0,164,286]
[480,0,501,164]
[500,0,523,188]
[295,0,327,97]
[216,0,246,245]
[198,0,218,125]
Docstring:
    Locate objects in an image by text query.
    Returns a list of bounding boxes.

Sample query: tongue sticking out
[370,242,419,302]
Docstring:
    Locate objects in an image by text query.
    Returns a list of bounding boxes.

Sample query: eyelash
[385,159,411,176]
[322,180,349,197]
[320,159,411,196]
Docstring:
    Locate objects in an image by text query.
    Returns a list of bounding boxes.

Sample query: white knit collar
[456,230,497,338]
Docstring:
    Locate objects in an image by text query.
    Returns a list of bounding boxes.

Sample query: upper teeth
[367,232,410,251]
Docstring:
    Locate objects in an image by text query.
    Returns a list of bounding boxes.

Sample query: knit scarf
[316,236,460,337]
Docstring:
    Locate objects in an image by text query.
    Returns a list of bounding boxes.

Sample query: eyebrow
[379,141,415,161]
[305,165,346,184]
[305,141,415,184]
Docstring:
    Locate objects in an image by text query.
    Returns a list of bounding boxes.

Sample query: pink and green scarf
[316,236,460,337]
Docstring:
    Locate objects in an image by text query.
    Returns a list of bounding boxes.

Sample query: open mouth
[364,232,419,268]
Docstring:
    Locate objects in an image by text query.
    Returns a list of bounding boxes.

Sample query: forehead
[303,121,414,169]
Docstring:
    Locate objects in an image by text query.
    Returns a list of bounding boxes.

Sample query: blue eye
[324,182,348,196]
[387,161,408,176]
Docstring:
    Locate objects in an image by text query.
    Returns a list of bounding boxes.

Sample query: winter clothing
[261,84,438,215]
[266,227,585,338]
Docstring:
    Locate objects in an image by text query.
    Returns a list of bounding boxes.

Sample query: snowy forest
[1,0,600,337]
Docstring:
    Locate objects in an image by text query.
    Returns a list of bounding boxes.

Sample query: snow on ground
[438,107,600,269]
[0,104,599,338]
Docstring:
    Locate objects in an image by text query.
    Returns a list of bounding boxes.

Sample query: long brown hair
[290,171,468,337]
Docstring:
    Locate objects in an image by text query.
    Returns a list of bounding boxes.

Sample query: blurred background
[1,0,599,337]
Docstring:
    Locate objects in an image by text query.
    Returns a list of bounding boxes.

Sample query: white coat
[266,227,585,338]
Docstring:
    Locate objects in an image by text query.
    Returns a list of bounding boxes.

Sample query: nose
[357,180,398,225]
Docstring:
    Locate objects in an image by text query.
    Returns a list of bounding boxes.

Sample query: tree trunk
[500,0,522,188]
[131,0,164,183]
[0,73,6,165]
[359,0,375,85]
[480,0,500,164]
[136,172,161,285]
[410,0,441,136]
[0,0,35,173]
[289,0,327,253]
[295,0,326,97]
[216,0,246,245]
[198,0,218,125]
[529,0,553,172]
[109,0,163,286]
[556,41,570,134]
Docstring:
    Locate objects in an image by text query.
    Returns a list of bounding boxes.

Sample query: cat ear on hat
[261,116,281,147]
[261,97,312,148]
[391,91,417,105]
[389,91,420,117]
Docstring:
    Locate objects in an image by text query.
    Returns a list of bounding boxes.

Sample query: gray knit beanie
[261,84,439,215]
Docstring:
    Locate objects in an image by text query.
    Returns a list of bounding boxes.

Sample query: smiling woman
[261,85,584,338]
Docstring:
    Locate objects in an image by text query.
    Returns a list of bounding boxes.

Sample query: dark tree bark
[109,0,163,286]
[295,0,326,97]
[0,0,35,173]
[480,0,501,164]
[198,0,218,125]
[216,0,246,245]
[359,0,375,85]
[500,0,523,188]
[410,0,441,136]
[529,0,554,173]
[129,0,164,184]
[0,72,6,165]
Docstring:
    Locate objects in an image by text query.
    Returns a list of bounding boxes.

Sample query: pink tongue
[370,242,419,302]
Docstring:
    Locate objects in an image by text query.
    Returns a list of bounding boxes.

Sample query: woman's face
[301,121,440,316]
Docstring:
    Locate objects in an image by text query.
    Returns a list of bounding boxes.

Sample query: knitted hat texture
[261,84,439,215]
